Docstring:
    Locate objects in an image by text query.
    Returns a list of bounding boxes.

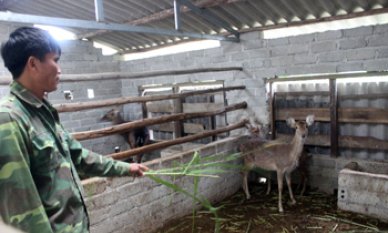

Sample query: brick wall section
[82,135,246,233]
[120,24,388,136]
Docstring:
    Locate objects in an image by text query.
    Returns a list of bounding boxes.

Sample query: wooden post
[173,87,184,138]
[269,82,276,140]
[330,79,338,157]
[223,82,230,137]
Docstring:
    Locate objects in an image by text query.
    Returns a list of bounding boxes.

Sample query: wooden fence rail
[71,102,247,141]
[105,121,246,160]
[54,85,245,113]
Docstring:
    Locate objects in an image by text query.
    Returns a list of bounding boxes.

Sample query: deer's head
[101,106,122,122]
[286,115,315,140]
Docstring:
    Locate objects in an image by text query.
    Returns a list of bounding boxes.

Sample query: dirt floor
[154,183,388,233]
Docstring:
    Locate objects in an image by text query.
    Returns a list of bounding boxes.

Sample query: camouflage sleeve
[0,111,53,233]
[63,128,131,177]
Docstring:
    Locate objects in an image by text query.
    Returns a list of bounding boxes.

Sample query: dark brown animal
[239,115,315,212]
[101,107,150,163]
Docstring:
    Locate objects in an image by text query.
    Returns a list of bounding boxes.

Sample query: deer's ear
[306,114,315,126]
[286,117,296,128]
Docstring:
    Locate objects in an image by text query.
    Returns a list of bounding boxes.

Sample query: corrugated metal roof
[1,0,388,53]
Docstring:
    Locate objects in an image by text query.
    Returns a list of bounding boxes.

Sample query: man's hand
[129,163,149,178]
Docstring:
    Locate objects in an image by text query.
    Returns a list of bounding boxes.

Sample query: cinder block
[83,52,99,61]
[317,30,343,41]
[286,64,311,75]
[287,44,309,54]
[310,63,336,74]
[110,199,135,217]
[117,182,143,199]
[294,53,317,64]
[365,59,388,71]
[271,56,293,67]
[267,37,289,47]
[253,68,276,79]
[368,35,388,47]
[343,26,373,37]
[270,47,287,57]
[378,48,388,58]
[318,51,345,62]
[243,39,265,50]
[311,41,337,53]
[337,62,364,72]
[241,31,262,40]
[347,48,377,61]
[288,33,315,44]
[91,191,119,209]
[230,51,247,61]
[374,24,388,34]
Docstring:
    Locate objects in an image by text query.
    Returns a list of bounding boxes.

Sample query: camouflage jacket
[0,82,131,233]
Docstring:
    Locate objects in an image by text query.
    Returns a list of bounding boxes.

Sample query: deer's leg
[301,176,307,196]
[276,170,284,213]
[242,168,251,199]
[128,133,136,149]
[266,171,271,195]
[285,172,296,204]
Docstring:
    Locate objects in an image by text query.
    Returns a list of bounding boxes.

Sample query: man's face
[36,52,61,93]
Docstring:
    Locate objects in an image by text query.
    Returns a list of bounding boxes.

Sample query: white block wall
[82,135,246,233]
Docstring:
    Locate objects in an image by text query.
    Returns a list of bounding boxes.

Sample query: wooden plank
[339,93,388,99]
[267,71,388,83]
[274,92,388,99]
[105,121,246,160]
[173,87,183,138]
[269,82,276,140]
[54,85,245,113]
[71,102,247,141]
[149,123,205,134]
[139,80,224,91]
[275,91,330,97]
[275,108,388,123]
[147,102,225,113]
[277,133,388,150]
[184,102,225,113]
[330,79,338,157]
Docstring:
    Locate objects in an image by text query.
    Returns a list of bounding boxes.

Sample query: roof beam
[234,7,388,34]
[76,0,244,39]
[0,11,238,42]
[94,0,104,22]
[177,0,239,38]
[0,0,19,10]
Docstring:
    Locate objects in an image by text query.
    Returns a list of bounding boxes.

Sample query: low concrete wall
[337,160,388,221]
[82,135,246,233]
[300,155,387,195]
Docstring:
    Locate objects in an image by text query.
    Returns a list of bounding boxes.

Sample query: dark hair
[1,27,61,79]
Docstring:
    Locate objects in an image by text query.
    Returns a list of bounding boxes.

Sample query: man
[0,27,149,233]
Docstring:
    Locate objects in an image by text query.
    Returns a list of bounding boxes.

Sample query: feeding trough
[338,160,388,221]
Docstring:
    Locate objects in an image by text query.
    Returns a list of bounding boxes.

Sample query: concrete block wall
[120,23,388,137]
[82,135,246,233]
[299,155,388,195]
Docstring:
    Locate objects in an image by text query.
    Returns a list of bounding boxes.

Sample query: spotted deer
[101,107,150,163]
[240,115,315,212]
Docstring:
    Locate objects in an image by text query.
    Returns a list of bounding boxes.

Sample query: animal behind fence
[101,106,150,163]
[240,115,315,212]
